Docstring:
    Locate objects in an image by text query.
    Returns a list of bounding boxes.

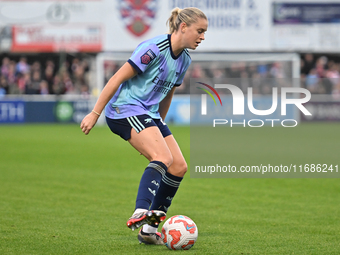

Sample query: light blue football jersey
[105,34,191,119]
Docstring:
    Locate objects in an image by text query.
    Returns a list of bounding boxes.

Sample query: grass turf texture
[0,123,339,254]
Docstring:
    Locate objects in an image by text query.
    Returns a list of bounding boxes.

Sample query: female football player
[80,7,208,245]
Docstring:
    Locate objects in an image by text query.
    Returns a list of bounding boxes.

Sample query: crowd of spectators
[101,53,340,97]
[0,55,91,97]
[177,61,292,94]
[178,54,340,96]
[1,53,340,97]
[103,59,292,95]
[300,53,340,98]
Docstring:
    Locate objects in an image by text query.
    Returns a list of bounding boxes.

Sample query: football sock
[135,161,167,210]
[150,171,183,213]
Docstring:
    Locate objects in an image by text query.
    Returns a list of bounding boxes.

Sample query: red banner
[11,24,103,52]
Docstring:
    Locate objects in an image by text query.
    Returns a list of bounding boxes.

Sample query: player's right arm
[80,62,137,135]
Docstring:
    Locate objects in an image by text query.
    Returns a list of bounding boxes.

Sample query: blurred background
[1,0,340,125]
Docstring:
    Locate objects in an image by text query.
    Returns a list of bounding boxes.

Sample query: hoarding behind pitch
[106,0,271,51]
[1,0,271,52]
[2,0,340,52]
[0,101,25,123]
[0,0,105,52]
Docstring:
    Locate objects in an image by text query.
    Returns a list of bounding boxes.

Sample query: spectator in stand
[45,59,55,70]
[62,72,75,94]
[269,62,285,79]
[73,60,89,93]
[7,61,17,93]
[325,61,340,87]
[305,68,319,93]
[191,63,205,78]
[227,62,241,78]
[239,68,250,93]
[1,57,10,78]
[104,60,118,84]
[301,53,315,75]
[321,78,333,94]
[31,61,42,76]
[43,65,55,94]
[39,80,49,95]
[16,73,25,94]
[51,74,65,95]
[212,67,225,84]
[81,59,90,74]
[71,58,80,74]
[0,75,9,95]
[29,70,42,94]
[315,56,327,78]
[247,63,258,78]
[257,62,268,78]
[23,72,34,94]
[16,57,30,75]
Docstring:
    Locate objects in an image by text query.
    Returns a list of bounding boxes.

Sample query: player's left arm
[159,86,176,120]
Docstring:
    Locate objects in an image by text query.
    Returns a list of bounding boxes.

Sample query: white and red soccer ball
[161,215,198,250]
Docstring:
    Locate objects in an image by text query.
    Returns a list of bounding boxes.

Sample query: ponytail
[167,7,207,34]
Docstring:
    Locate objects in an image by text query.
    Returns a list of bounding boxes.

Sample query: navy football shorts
[106,114,172,141]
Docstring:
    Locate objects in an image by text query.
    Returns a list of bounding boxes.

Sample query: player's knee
[169,159,187,177]
[178,161,188,176]
[152,154,173,168]
[164,155,173,168]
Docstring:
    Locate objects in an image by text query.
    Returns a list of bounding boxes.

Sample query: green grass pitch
[0,123,339,254]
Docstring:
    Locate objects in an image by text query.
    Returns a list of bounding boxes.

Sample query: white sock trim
[142,224,157,234]
[134,208,147,214]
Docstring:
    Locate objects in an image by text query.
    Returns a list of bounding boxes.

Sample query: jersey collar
[168,34,183,60]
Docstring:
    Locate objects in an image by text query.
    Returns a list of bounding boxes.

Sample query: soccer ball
[161,215,198,250]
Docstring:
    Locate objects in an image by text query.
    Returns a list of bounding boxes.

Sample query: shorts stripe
[132,116,145,130]
[127,116,146,133]
[127,117,142,133]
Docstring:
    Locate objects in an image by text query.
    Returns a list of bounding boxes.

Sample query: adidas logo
[148,188,156,196]
[159,68,164,73]
[166,196,173,201]
[151,180,160,187]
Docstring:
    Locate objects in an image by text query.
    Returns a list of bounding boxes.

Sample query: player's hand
[80,112,100,135]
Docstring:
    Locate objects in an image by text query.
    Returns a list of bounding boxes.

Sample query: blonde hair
[167,7,207,34]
